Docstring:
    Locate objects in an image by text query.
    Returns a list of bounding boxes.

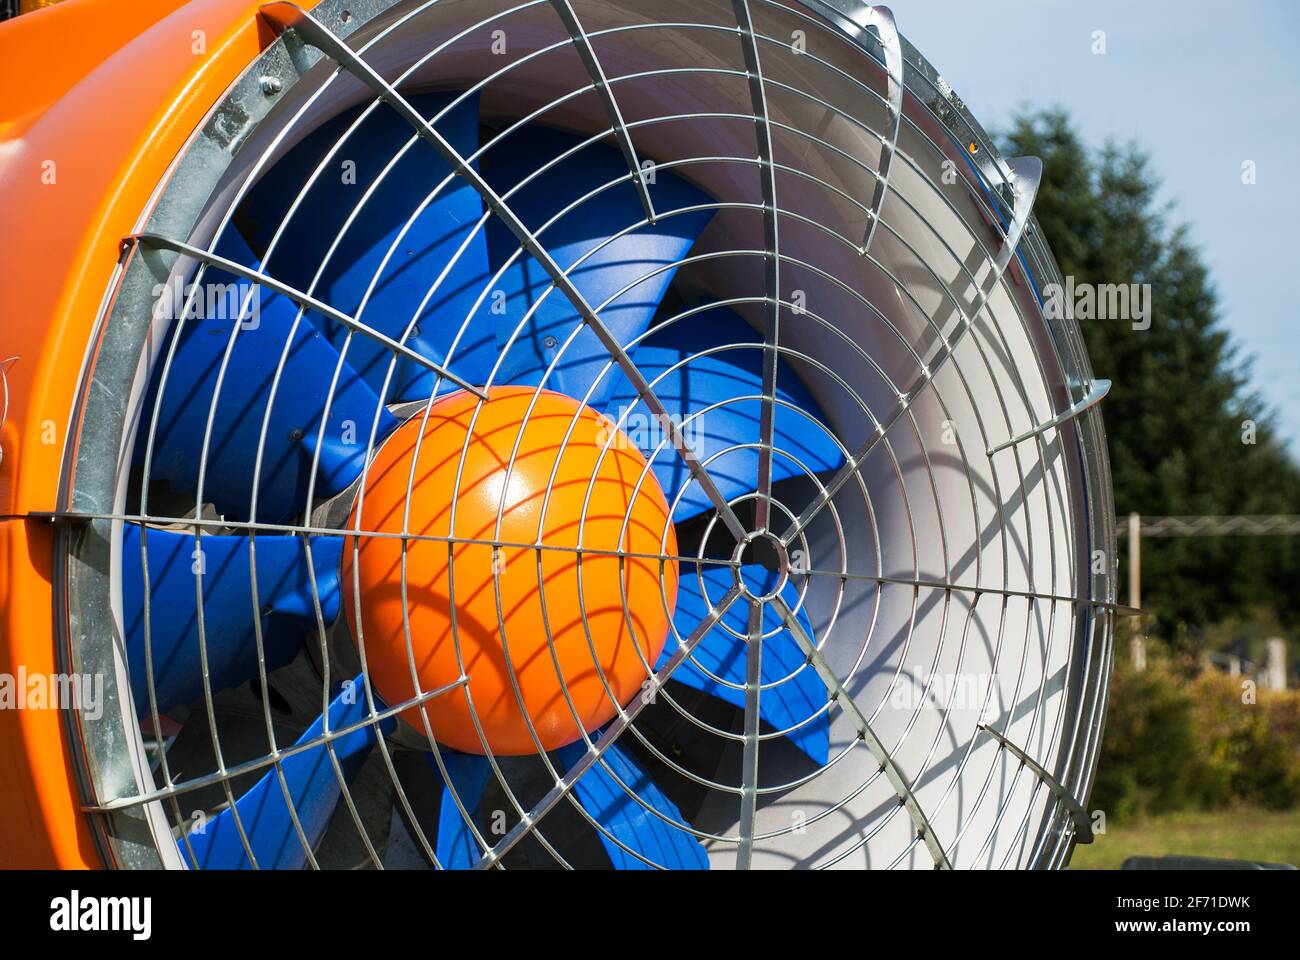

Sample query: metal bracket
[0,356,16,469]
[987,378,1111,455]
[992,156,1042,276]
[857,6,902,255]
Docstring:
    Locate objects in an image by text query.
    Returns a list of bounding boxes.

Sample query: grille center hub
[733,530,789,601]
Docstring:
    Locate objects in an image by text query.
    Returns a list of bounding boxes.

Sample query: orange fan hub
[345,386,679,755]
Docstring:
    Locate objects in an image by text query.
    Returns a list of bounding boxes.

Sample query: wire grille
[59,0,1115,870]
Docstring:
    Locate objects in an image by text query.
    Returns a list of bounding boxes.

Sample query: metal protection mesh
[62,0,1115,870]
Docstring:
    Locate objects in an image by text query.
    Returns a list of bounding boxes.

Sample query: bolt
[260,75,283,96]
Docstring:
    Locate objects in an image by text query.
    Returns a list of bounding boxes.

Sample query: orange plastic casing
[0,0,288,868]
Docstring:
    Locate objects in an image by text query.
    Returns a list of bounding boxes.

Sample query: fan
[0,0,1115,870]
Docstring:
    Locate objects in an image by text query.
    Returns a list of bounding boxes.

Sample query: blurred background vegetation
[1001,112,1300,866]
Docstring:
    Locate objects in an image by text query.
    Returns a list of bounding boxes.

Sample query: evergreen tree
[1002,112,1300,643]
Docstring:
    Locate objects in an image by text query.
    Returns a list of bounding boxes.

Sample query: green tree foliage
[1002,112,1300,642]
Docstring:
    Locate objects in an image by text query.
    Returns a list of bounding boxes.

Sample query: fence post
[1264,637,1287,692]
[1128,512,1144,670]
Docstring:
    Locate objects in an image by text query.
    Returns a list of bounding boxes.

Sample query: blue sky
[899,0,1300,453]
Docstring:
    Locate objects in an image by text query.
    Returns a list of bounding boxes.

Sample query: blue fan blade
[426,752,493,869]
[478,126,714,405]
[606,305,844,522]
[557,734,709,870]
[185,675,394,869]
[241,93,494,400]
[660,565,829,765]
[122,525,343,715]
[142,229,398,522]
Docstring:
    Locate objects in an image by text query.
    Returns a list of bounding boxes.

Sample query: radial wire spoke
[778,155,1043,546]
[549,0,656,223]
[732,0,781,531]
[769,594,953,869]
[259,1,749,544]
[472,585,744,867]
[129,233,487,401]
[736,600,764,869]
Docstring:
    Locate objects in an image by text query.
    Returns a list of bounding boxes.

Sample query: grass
[1068,807,1300,869]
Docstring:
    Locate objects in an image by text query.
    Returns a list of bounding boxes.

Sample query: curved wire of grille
[137,9,1071,868]
[107,0,1109,869]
